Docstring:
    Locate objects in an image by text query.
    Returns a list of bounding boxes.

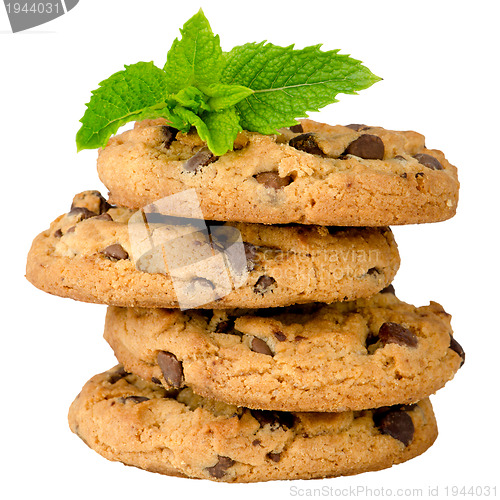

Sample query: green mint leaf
[172,86,210,113]
[201,108,242,154]
[77,11,382,155]
[221,42,381,133]
[149,106,188,131]
[201,83,254,111]
[172,106,241,156]
[165,106,193,133]
[164,9,223,94]
[76,62,170,151]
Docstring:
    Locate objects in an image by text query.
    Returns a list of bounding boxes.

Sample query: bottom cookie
[69,366,438,482]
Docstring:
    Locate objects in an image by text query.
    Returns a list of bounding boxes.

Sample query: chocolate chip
[66,226,76,234]
[161,125,178,149]
[157,351,184,388]
[254,275,276,295]
[413,153,443,170]
[244,242,258,271]
[151,377,162,385]
[400,172,408,179]
[251,337,273,356]
[252,439,261,446]
[118,395,150,404]
[92,213,113,222]
[289,124,304,133]
[93,192,112,214]
[71,191,110,215]
[108,366,130,384]
[54,229,63,238]
[68,206,97,220]
[267,452,281,462]
[415,172,425,178]
[215,319,235,334]
[378,322,418,348]
[345,124,370,131]
[251,410,295,430]
[101,244,129,261]
[380,284,396,295]
[367,267,380,276]
[373,408,415,446]
[254,172,293,189]
[289,133,324,155]
[163,388,181,399]
[365,333,379,349]
[184,147,217,173]
[273,330,287,342]
[394,155,407,161]
[100,199,112,214]
[206,456,235,478]
[449,335,465,367]
[344,134,384,160]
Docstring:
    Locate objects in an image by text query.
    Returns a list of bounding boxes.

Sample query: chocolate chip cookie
[104,291,464,412]
[68,365,438,482]
[96,119,459,226]
[26,191,400,308]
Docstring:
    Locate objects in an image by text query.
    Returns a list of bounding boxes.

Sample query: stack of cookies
[26,119,464,482]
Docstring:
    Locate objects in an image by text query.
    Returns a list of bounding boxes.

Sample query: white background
[2,0,499,498]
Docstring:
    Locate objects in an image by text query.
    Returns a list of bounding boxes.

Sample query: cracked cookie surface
[68,365,438,482]
[104,291,464,412]
[26,191,400,308]
[97,119,459,226]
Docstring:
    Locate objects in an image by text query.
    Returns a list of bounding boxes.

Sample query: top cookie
[97,119,459,226]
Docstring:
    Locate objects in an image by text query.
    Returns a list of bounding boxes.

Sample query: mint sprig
[77,9,381,156]
[221,42,381,134]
